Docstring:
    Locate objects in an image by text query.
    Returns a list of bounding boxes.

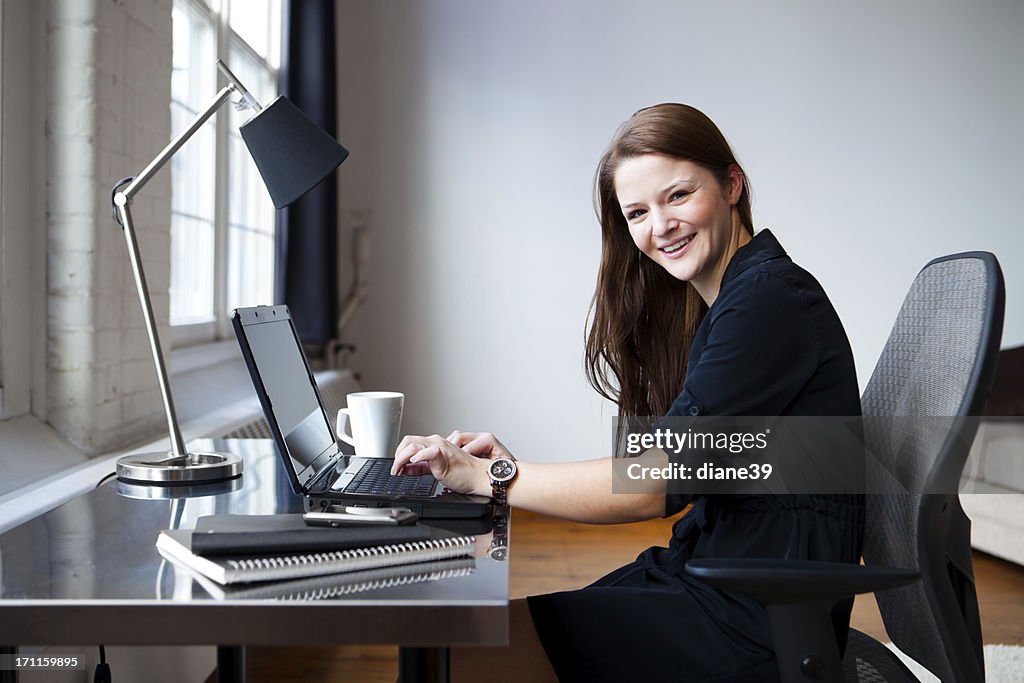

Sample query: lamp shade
[239,96,349,209]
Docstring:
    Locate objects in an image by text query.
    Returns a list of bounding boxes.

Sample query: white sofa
[962,419,1024,567]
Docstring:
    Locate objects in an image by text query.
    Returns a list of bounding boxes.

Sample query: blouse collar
[719,228,788,288]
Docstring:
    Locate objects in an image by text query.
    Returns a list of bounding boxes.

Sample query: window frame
[170,0,281,348]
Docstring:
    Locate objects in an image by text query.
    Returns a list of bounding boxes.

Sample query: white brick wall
[46,0,173,454]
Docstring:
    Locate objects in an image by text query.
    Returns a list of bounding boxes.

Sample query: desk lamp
[113,60,348,485]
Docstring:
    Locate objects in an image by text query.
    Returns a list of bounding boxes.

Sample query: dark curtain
[275,0,339,346]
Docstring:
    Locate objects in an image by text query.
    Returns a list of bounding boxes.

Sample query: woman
[392,103,864,682]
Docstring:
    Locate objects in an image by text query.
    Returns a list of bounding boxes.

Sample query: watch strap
[491,479,509,506]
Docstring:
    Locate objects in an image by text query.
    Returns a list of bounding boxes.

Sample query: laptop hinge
[302,447,348,493]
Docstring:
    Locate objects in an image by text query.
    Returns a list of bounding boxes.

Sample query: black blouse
[527,230,866,683]
[665,228,862,515]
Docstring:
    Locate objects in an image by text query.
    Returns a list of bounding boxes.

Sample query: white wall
[336,0,1024,463]
[46,0,174,454]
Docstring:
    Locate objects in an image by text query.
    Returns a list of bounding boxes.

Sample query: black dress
[527,230,865,683]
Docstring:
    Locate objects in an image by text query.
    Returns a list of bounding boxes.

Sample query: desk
[0,439,508,682]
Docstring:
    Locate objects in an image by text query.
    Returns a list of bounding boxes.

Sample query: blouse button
[688,405,700,416]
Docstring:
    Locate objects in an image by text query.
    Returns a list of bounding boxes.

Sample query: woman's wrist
[473,456,493,498]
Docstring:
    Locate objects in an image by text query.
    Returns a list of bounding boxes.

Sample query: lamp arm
[114,199,187,456]
[111,80,241,458]
[122,83,236,200]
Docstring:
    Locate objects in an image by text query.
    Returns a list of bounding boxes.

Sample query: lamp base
[116,451,243,485]
[115,477,243,500]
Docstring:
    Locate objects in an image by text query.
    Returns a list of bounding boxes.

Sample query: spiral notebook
[156,523,475,585]
[167,555,476,601]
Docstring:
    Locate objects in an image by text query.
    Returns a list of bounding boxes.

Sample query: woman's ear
[726,164,744,205]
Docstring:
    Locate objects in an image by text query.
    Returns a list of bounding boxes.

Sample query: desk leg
[216,646,245,683]
[0,646,16,683]
[398,647,449,683]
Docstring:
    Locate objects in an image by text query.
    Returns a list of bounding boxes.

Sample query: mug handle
[335,409,357,447]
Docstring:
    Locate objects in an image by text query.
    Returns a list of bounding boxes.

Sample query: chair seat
[843,629,920,682]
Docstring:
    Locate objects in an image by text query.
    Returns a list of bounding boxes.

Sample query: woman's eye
[670,190,689,201]
[627,209,646,220]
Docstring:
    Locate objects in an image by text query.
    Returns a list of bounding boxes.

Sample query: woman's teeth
[663,235,693,253]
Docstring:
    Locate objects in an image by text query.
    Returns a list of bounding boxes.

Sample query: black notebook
[156,515,475,585]
[190,514,434,556]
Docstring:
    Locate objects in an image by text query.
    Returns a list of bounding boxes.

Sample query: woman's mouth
[660,234,694,260]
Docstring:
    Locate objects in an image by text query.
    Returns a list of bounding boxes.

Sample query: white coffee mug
[336,391,404,459]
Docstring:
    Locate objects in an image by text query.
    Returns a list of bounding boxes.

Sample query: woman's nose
[650,210,678,238]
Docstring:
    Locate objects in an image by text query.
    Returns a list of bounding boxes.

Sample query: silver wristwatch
[488,458,518,506]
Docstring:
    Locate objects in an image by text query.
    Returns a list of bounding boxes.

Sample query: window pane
[226,131,275,308]
[226,43,277,310]
[228,0,281,68]
[171,3,215,110]
[227,223,275,309]
[169,213,216,324]
[170,0,217,327]
[168,0,281,337]
[170,103,215,222]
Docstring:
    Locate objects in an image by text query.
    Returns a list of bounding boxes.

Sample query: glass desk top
[0,439,508,647]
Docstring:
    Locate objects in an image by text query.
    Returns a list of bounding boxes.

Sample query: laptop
[231,304,492,519]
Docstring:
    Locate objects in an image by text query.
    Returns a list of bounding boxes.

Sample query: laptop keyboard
[347,459,437,497]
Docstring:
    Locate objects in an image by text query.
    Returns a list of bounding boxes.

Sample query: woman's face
[614,154,744,301]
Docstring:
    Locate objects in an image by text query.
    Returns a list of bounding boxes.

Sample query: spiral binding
[222,535,474,582]
[273,563,475,601]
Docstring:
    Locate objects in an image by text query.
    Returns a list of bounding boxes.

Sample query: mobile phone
[302,506,419,527]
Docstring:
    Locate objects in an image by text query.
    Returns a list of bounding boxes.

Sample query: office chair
[686,252,1005,682]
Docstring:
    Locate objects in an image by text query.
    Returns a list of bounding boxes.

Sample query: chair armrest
[685,558,919,604]
[687,559,919,683]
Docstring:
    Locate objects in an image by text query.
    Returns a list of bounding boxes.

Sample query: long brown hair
[585,103,754,418]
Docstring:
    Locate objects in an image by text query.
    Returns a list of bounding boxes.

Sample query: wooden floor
[238,509,1024,682]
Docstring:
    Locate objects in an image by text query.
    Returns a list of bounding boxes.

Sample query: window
[170,0,281,347]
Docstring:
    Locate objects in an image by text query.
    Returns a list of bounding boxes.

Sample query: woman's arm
[390,433,666,524]
[503,457,667,524]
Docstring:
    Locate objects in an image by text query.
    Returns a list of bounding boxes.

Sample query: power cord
[94,645,111,683]
[95,471,118,488]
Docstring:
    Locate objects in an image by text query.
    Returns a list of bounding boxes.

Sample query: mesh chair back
[860,253,1003,683]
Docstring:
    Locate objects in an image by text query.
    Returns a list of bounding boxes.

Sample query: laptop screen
[241,314,338,482]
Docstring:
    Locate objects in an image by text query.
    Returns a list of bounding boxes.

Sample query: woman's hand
[445,431,517,461]
[390,434,491,497]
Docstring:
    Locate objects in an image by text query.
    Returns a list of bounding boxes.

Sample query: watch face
[489,459,516,482]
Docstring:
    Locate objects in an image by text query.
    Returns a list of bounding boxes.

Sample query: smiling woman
[616,156,749,303]
[388,103,865,682]
[587,103,756,420]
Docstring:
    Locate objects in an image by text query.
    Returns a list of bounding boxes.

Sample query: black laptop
[231,305,492,519]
